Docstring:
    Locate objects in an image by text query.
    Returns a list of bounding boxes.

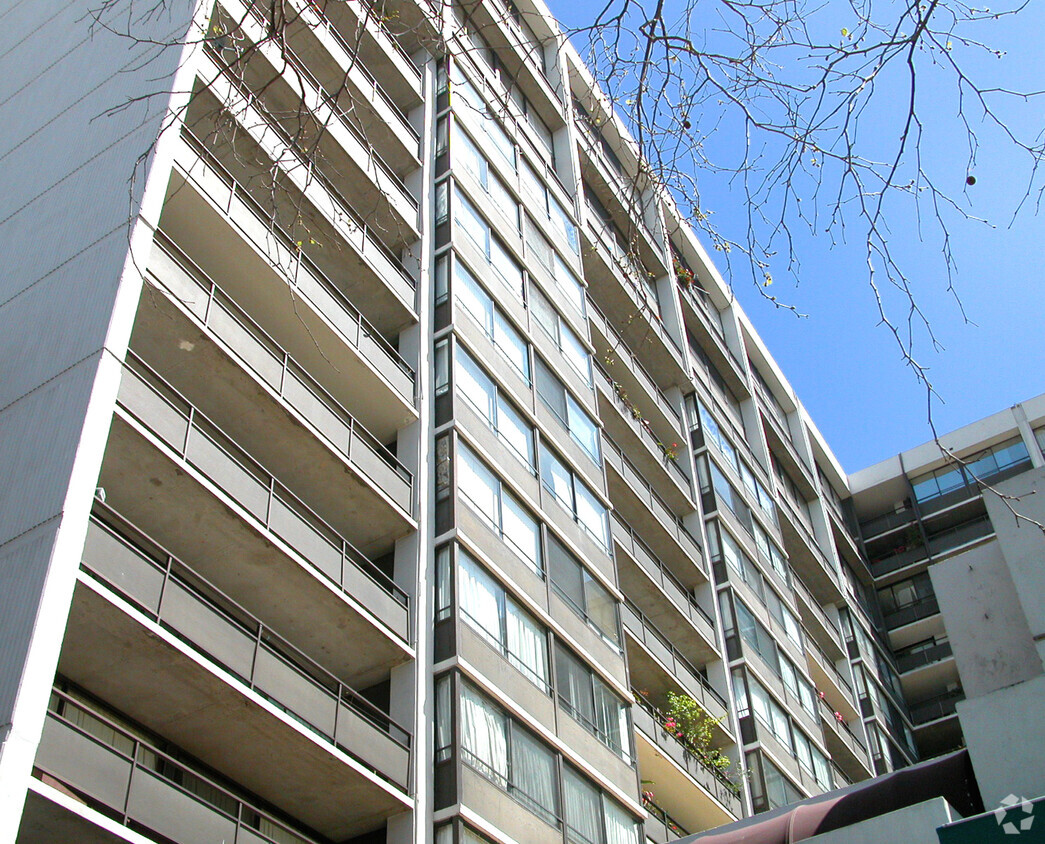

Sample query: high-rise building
[0,0,1034,842]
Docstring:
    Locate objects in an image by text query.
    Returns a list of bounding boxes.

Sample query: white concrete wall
[803,797,959,844]
[931,540,1041,699]
[0,0,201,836]
[958,673,1045,808]
[987,468,1045,665]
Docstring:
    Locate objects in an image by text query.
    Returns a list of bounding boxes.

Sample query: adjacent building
[0,0,1035,843]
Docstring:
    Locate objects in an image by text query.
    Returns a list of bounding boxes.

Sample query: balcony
[642,795,690,844]
[791,572,845,662]
[869,515,994,578]
[621,600,728,726]
[632,695,743,829]
[204,10,420,238]
[603,435,704,585]
[910,689,964,726]
[596,365,693,510]
[883,595,940,630]
[612,516,718,664]
[776,498,843,606]
[315,0,424,105]
[898,642,954,674]
[99,363,411,680]
[160,138,418,418]
[587,298,684,440]
[271,0,422,163]
[78,510,411,784]
[140,241,413,518]
[803,636,859,724]
[580,213,687,385]
[58,561,410,838]
[575,121,666,273]
[817,698,872,779]
[185,62,419,318]
[28,690,362,844]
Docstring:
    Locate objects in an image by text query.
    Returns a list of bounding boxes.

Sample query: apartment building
[0,0,946,842]
[850,397,1045,771]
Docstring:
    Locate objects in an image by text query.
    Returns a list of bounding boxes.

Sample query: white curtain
[563,767,602,844]
[501,493,541,575]
[510,725,558,825]
[461,686,508,783]
[505,602,548,689]
[435,674,452,760]
[593,683,628,760]
[603,798,638,844]
[460,552,502,646]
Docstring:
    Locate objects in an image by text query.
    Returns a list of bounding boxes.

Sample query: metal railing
[291,0,419,137]
[82,507,411,785]
[40,688,327,844]
[179,130,417,374]
[631,696,743,817]
[588,298,683,431]
[642,795,690,840]
[596,365,692,493]
[149,233,413,512]
[116,353,410,611]
[897,642,953,674]
[612,513,711,611]
[883,594,940,630]
[909,690,964,725]
[603,434,703,563]
[621,599,727,714]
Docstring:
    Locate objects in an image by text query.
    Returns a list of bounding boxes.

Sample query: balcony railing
[81,506,412,787]
[642,795,690,842]
[149,234,413,513]
[791,571,841,645]
[116,354,410,616]
[596,365,691,494]
[897,642,953,674]
[883,594,940,630]
[612,515,714,633]
[909,690,964,725]
[603,435,703,564]
[588,298,683,431]
[216,19,418,214]
[818,696,868,759]
[621,599,727,719]
[632,695,743,816]
[870,515,994,577]
[179,130,417,387]
[38,688,327,844]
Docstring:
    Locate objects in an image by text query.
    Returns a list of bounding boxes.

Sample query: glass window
[454,124,519,231]
[553,253,586,316]
[459,443,542,575]
[454,258,530,383]
[459,550,549,690]
[454,187,523,298]
[455,345,535,469]
[548,534,620,647]
[536,358,600,462]
[532,285,592,386]
[540,444,609,549]
[556,644,630,761]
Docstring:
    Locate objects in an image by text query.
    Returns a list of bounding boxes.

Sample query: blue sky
[551,0,1045,471]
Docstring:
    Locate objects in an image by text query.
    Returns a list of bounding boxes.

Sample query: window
[540,444,609,549]
[552,252,586,316]
[458,549,549,690]
[531,285,591,386]
[454,258,530,382]
[536,357,600,462]
[555,644,631,762]
[453,186,524,298]
[548,534,620,647]
[563,767,640,844]
[521,158,579,256]
[460,683,560,826]
[455,344,534,469]
[459,443,542,575]
[454,123,519,231]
